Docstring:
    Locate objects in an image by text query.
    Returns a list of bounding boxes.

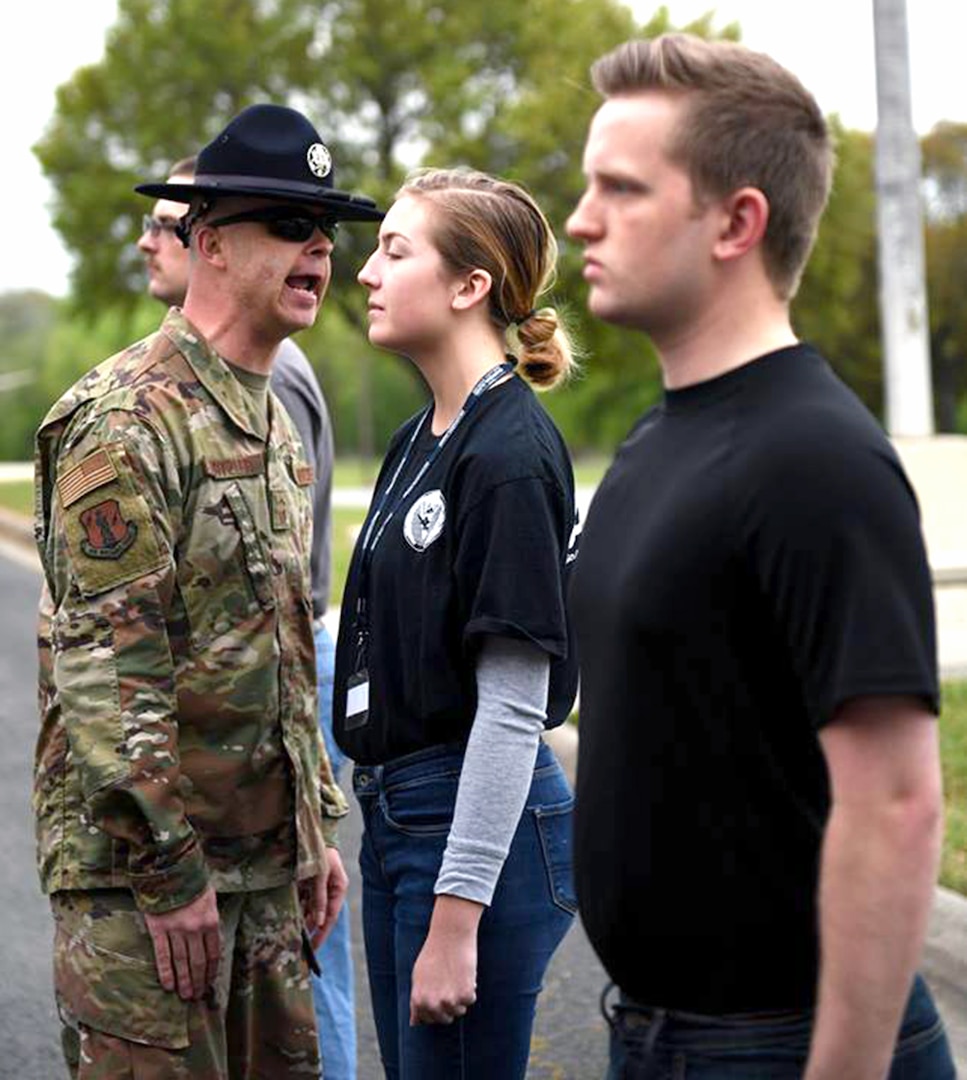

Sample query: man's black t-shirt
[334,374,579,765]
[569,345,938,1013]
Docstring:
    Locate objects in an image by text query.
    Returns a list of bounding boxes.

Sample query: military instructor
[33,104,381,1077]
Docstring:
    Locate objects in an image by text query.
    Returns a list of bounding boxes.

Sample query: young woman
[333,168,580,1079]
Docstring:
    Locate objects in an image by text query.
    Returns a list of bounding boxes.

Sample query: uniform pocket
[532,799,578,915]
[52,609,127,796]
[52,891,190,1049]
[223,483,275,610]
[179,482,275,650]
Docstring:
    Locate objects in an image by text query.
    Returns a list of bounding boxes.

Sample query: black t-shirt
[334,374,579,765]
[569,345,938,1013]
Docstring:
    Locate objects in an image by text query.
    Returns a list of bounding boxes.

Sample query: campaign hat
[135,104,382,222]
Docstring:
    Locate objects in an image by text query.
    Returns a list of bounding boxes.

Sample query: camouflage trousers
[51,882,321,1079]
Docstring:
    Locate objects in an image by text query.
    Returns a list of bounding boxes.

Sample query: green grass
[330,505,366,605]
[940,681,967,895]
[332,457,380,488]
[331,455,611,489]
[0,480,32,515]
[572,454,610,486]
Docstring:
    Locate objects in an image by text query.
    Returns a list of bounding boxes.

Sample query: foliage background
[0,0,964,461]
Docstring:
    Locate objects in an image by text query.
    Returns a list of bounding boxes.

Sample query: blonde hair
[591,34,834,299]
[398,168,577,389]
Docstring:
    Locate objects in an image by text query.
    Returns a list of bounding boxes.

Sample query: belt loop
[601,983,667,1074]
[600,981,619,1031]
[643,1008,667,1058]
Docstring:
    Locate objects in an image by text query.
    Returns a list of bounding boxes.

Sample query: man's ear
[712,187,770,264]
[451,268,493,313]
[194,225,227,269]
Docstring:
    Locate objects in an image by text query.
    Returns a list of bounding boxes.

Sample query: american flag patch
[58,449,118,508]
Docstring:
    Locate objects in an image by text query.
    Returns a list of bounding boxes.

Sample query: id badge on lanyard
[345,671,370,730]
[345,617,371,731]
[342,359,514,730]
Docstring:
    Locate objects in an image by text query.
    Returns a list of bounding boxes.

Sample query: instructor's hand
[301,847,348,950]
[144,885,220,1001]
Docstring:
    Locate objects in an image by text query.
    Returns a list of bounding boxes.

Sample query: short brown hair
[398,168,577,389]
[591,34,834,299]
[168,155,197,178]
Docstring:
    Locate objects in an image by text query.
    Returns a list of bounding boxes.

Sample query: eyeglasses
[204,205,339,243]
[142,214,182,238]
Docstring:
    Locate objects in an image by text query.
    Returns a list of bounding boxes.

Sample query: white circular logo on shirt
[403,490,446,552]
[307,143,332,178]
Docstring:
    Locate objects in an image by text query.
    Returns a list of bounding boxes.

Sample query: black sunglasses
[204,205,339,243]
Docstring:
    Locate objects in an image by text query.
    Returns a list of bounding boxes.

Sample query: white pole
[873,0,934,435]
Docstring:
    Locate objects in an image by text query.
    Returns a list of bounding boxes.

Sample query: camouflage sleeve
[319,746,349,849]
[44,410,208,915]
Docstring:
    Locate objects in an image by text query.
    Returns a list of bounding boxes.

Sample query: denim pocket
[381,769,461,836]
[892,1015,954,1076]
[533,799,578,914]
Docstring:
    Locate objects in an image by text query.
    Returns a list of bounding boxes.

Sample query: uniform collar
[161,308,270,441]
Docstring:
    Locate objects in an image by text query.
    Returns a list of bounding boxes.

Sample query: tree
[922,122,967,431]
[34,0,647,453]
[0,290,60,458]
[43,1,853,457]
[793,123,881,416]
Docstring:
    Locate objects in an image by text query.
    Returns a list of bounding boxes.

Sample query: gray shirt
[435,636,550,906]
[270,338,334,616]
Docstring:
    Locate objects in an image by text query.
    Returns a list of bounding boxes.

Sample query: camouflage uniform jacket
[33,309,348,915]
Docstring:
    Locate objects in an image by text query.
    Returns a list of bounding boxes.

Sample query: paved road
[0,544,609,1079]
[0,545,63,1079]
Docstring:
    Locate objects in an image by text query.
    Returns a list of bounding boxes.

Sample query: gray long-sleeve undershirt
[434,636,550,906]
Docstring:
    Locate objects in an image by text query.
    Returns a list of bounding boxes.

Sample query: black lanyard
[354,360,514,633]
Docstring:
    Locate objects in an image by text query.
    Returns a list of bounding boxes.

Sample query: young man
[34,103,381,1077]
[137,155,197,305]
[138,155,357,1080]
[566,34,954,1079]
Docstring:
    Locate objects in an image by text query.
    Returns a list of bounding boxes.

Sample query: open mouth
[285,274,322,298]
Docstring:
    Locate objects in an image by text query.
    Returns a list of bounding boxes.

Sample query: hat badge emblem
[307,142,332,179]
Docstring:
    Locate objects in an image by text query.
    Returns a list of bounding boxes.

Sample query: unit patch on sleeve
[79,498,138,559]
[58,446,168,596]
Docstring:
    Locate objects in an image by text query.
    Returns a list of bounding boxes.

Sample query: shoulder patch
[57,449,118,508]
[59,446,168,596]
[79,499,138,559]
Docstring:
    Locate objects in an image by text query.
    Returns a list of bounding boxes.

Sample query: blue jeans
[312,620,357,1080]
[604,974,955,1079]
[355,738,576,1079]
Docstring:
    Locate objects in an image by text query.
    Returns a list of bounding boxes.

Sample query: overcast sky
[3,0,964,297]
